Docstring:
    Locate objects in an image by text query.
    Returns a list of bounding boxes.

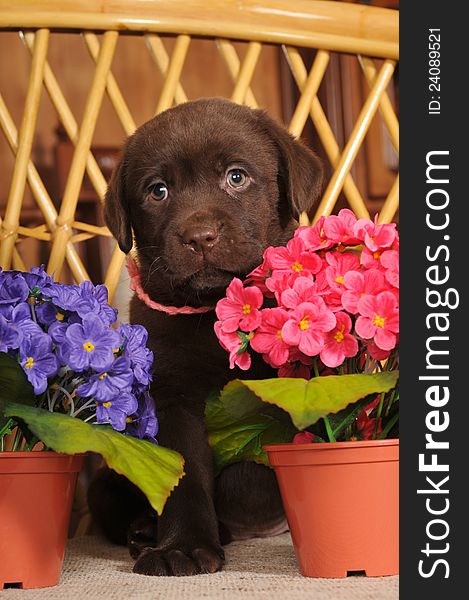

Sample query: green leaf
[206,389,296,474]
[206,372,398,471]
[0,352,35,414]
[4,402,185,515]
[329,397,371,439]
[233,371,399,430]
[0,352,35,432]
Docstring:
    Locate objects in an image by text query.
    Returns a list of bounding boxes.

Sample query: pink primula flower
[380,249,399,289]
[357,405,382,440]
[323,209,360,245]
[325,251,361,294]
[320,311,359,368]
[282,301,336,356]
[342,269,386,314]
[244,247,275,294]
[294,217,333,251]
[278,361,312,379]
[313,270,342,313]
[265,271,293,304]
[214,321,251,370]
[361,247,384,269]
[280,274,326,309]
[355,291,399,351]
[215,278,263,333]
[293,431,315,444]
[354,216,397,253]
[269,236,323,278]
[366,339,391,361]
[250,308,291,367]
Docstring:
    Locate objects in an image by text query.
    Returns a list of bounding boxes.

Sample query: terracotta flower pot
[0,451,84,590]
[264,439,398,578]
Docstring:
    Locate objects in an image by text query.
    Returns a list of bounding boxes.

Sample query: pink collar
[126,256,215,316]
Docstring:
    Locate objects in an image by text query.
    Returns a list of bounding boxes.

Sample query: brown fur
[88,98,323,576]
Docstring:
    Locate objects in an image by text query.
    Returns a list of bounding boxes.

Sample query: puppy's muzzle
[181,224,220,254]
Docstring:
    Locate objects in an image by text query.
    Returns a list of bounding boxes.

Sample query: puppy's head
[105,98,323,305]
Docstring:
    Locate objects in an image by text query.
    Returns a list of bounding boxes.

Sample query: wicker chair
[0,0,398,302]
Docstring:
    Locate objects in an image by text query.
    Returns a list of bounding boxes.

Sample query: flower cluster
[214,209,399,379]
[0,267,157,440]
[214,210,399,442]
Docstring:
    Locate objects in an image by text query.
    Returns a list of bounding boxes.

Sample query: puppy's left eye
[149,182,169,201]
[226,169,248,189]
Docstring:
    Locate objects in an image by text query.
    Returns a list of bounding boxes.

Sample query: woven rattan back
[0,0,399,303]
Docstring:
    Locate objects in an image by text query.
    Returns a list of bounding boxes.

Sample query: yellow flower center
[24,357,34,369]
[373,314,386,328]
[126,416,133,424]
[113,348,119,355]
[98,372,108,380]
[242,303,251,315]
[334,327,345,343]
[102,401,112,408]
[277,329,283,340]
[56,312,64,321]
[247,332,255,341]
[335,275,344,284]
[83,341,95,353]
[291,262,303,273]
[299,317,310,331]
[373,251,381,260]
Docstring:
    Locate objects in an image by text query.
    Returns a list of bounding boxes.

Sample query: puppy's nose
[181,226,220,253]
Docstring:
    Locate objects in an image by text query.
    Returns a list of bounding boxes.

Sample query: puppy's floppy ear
[104,157,133,254]
[257,111,324,219]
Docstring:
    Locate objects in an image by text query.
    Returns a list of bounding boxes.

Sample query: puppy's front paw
[133,544,225,576]
[127,515,158,559]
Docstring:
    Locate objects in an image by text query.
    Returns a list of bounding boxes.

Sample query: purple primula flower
[48,320,68,342]
[64,313,121,372]
[120,324,154,386]
[36,300,66,326]
[46,283,82,312]
[10,265,54,292]
[78,281,117,325]
[10,302,43,346]
[0,267,157,441]
[20,335,58,394]
[125,390,158,440]
[77,356,134,401]
[0,314,22,352]
[95,392,139,431]
[0,272,29,307]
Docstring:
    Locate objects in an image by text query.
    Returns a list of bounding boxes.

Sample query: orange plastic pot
[264,439,398,578]
[0,451,84,589]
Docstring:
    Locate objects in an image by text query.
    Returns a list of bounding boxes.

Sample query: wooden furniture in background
[0,0,399,304]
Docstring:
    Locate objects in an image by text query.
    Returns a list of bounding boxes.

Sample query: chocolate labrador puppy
[88,98,323,576]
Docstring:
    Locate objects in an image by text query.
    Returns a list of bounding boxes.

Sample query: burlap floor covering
[1,534,398,600]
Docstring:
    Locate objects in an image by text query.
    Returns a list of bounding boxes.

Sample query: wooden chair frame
[0,0,399,304]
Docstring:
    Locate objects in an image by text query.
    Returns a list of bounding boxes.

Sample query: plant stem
[379,412,399,439]
[372,392,385,440]
[11,427,24,452]
[385,388,398,417]
[0,418,14,439]
[323,416,336,442]
[56,386,75,415]
[0,419,15,452]
[313,359,320,378]
[72,398,96,418]
[28,297,38,323]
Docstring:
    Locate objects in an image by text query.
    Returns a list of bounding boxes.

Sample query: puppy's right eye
[149,182,169,201]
